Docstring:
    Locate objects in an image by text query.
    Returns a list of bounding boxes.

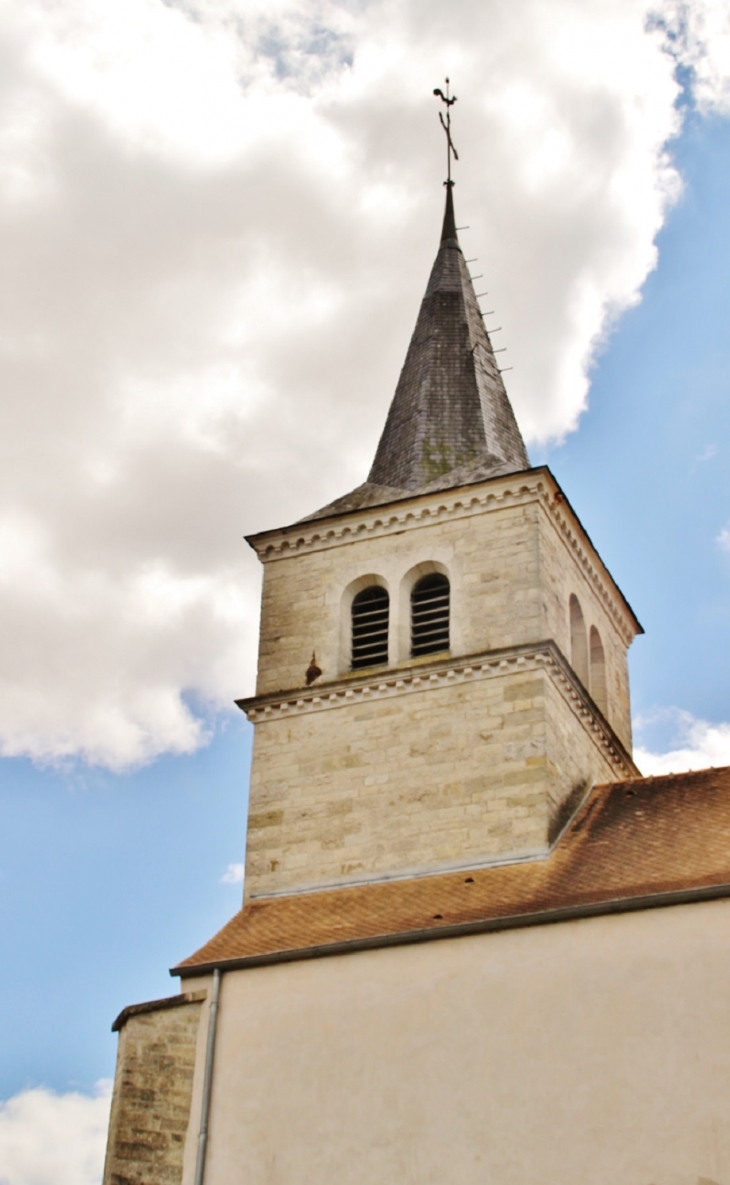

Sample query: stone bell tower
[237,183,641,902]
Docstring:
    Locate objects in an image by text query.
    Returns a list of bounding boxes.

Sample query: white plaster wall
[186,899,730,1185]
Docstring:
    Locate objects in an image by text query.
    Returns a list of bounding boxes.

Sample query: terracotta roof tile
[173,766,730,975]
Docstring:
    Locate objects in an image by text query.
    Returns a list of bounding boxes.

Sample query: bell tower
[237,179,641,901]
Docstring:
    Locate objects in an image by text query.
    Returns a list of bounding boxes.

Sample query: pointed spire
[440,182,457,243]
[367,187,529,492]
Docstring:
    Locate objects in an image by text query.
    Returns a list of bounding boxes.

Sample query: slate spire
[367,186,529,491]
[440,180,457,243]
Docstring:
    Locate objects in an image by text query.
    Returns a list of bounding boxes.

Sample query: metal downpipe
[193,967,221,1185]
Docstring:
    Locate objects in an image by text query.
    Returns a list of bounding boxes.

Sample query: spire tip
[440,182,458,244]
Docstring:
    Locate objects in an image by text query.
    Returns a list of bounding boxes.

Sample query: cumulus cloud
[717,523,730,551]
[657,0,730,113]
[0,0,728,767]
[0,1081,111,1185]
[635,709,730,775]
[221,861,244,884]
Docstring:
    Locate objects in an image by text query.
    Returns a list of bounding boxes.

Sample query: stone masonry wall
[544,673,619,830]
[244,661,620,898]
[244,471,637,898]
[254,488,543,697]
[252,475,636,744]
[537,498,634,749]
[102,998,202,1185]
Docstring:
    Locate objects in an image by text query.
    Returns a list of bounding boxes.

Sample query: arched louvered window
[590,625,608,715]
[351,586,389,670]
[569,594,589,689]
[411,573,450,657]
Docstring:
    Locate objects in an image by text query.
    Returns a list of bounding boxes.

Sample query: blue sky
[0,719,251,1101]
[541,110,730,752]
[2,3,730,1182]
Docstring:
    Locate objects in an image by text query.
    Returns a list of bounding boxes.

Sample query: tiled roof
[173,766,730,975]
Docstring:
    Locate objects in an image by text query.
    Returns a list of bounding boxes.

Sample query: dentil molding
[237,640,638,780]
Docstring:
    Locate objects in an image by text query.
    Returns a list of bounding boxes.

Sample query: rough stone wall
[102,999,202,1185]
[245,661,620,898]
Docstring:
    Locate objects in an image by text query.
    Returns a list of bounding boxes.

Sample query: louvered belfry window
[351,586,389,670]
[411,573,450,657]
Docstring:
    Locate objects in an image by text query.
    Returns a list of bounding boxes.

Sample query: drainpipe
[193,967,221,1185]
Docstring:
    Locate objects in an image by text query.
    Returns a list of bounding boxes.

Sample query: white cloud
[0,1081,111,1185]
[716,524,730,551]
[0,0,728,767]
[657,0,730,114]
[635,709,730,775]
[221,862,244,884]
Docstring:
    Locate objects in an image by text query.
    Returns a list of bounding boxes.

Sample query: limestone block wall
[243,469,638,898]
[244,658,623,898]
[543,673,619,831]
[253,482,544,697]
[250,473,638,753]
[537,496,635,749]
[180,897,730,1185]
[102,996,203,1185]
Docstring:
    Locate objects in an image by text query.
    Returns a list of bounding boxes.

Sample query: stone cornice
[111,989,207,1033]
[247,467,641,645]
[538,484,641,648]
[236,640,639,780]
[249,473,541,561]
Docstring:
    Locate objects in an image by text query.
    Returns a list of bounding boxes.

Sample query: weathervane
[433,78,458,185]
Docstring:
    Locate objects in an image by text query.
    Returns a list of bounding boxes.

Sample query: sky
[1,0,730,1181]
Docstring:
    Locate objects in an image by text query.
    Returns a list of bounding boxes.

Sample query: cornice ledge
[545,647,639,778]
[250,476,545,561]
[540,487,639,646]
[236,640,637,779]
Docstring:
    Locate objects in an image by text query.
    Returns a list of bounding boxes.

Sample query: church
[102,117,730,1185]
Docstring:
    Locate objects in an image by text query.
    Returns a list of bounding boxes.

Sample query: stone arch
[398,561,451,661]
[569,594,589,690]
[410,573,450,657]
[351,586,390,670]
[339,574,390,673]
[590,625,608,716]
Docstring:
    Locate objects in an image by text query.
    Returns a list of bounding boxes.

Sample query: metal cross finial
[433,77,458,184]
